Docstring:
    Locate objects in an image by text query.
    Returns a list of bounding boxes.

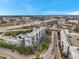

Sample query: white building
[60,29,70,55]
[60,29,79,59]
[67,20,79,24]
[0,35,21,46]
[16,27,45,46]
[0,27,45,46]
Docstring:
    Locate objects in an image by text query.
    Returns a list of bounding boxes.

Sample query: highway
[40,31,57,59]
[0,23,35,32]
[0,19,57,32]
[40,30,62,59]
[54,31,62,59]
[6,29,31,32]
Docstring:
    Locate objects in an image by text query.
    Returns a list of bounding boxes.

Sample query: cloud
[44,11,68,15]
[0,9,36,15]
[0,10,22,15]
[0,11,10,15]
[1,8,79,15]
[44,10,79,15]
[68,11,79,15]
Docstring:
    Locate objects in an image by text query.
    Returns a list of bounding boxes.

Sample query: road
[6,29,31,32]
[0,21,42,32]
[54,32,62,59]
[41,30,62,59]
[0,19,57,32]
[0,23,35,32]
[40,31,57,59]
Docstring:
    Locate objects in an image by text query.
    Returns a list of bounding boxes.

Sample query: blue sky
[0,0,79,15]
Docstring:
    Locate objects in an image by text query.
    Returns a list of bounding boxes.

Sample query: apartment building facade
[60,29,79,59]
[0,27,45,46]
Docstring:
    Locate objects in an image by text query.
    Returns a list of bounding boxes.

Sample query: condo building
[60,29,79,59]
[0,27,45,46]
